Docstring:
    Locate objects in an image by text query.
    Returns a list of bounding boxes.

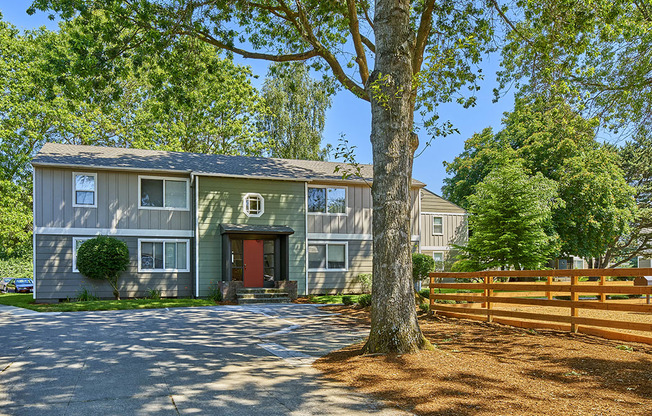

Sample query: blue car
[5,278,33,293]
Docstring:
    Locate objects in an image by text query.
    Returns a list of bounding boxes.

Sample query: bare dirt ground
[314,306,652,416]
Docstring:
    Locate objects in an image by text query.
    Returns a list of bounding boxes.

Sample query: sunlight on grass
[0,293,215,312]
[307,294,363,304]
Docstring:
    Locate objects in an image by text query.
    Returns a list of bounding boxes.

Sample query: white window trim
[432,216,444,236]
[72,172,97,208]
[242,192,264,217]
[307,240,348,272]
[72,237,92,273]
[432,251,445,271]
[307,185,348,216]
[137,238,191,273]
[138,175,190,211]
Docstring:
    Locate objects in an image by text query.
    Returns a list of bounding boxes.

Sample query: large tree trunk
[363,0,431,354]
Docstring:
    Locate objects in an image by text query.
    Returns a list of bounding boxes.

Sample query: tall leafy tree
[497,1,652,138]
[261,62,332,160]
[0,16,268,184]
[610,135,652,266]
[454,162,561,271]
[32,0,498,353]
[0,180,32,259]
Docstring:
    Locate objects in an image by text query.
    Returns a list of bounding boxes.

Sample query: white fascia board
[34,227,194,238]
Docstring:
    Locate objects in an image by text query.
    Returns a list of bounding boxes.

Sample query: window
[432,216,443,235]
[308,187,346,214]
[139,239,189,272]
[308,242,347,271]
[73,173,97,207]
[72,237,92,272]
[574,258,584,269]
[242,193,264,217]
[139,177,189,210]
[433,252,444,271]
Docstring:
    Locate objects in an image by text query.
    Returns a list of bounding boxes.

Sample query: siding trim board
[422,211,468,216]
[35,227,194,238]
[421,245,453,251]
[308,233,372,241]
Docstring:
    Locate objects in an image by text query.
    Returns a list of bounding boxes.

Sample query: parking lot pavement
[0,304,412,416]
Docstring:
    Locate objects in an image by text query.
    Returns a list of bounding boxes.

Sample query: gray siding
[307,240,372,294]
[420,213,468,248]
[421,189,466,214]
[307,185,420,236]
[35,235,193,300]
[307,185,372,235]
[34,167,192,231]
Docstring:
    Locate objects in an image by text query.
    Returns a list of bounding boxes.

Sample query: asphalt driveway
[0,304,410,415]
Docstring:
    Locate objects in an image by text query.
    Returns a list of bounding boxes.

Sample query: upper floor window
[308,186,346,214]
[243,193,264,217]
[139,176,189,210]
[432,216,443,235]
[73,173,97,207]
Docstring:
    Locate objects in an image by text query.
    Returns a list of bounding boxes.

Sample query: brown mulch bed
[314,306,652,416]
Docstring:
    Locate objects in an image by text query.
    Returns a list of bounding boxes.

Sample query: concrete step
[237,292,290,300]
[236,288,288,295]
[238,297,292,305]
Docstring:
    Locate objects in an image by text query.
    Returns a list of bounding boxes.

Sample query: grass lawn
[0,293,215,312]
[306,294,364,304]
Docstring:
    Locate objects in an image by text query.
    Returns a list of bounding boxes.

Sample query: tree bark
[363,0,431,354]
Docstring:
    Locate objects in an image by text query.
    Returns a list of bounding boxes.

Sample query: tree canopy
[261,62,332,161]
[454,162,561,271]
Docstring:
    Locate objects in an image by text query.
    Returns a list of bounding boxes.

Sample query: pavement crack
[64,354,88,415]
[1,345,31,374]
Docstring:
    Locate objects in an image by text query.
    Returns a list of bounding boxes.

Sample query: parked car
[5,278,33,293]
[0,277,14,293]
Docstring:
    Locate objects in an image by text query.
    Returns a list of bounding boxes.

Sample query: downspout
[418,189,422,254]
[32,169,36,300]
[192,173,200,298]
[304,182,309,295]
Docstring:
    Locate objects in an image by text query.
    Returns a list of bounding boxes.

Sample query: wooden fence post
[486,276,494,323]
[429,273,435,315]
[546,276,553,300]
[570,275,579,333]
[599,276,606,302]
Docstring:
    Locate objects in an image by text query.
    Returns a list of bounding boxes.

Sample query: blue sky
[2,3,514,194]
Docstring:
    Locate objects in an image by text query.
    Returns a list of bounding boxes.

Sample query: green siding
[197,177,306,296]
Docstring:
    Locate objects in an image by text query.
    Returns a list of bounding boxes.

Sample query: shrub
[418,288,430,298]
[147,288,162,300]
[419,302,430,313]
[356,273,372,294]
[76,236,130,300]
[76,287,99,302]
[342,295,354,305]
[357,294,372,308]
[207,281,223,302]
[412,253,435,282]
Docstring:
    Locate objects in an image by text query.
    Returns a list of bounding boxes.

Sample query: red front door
[243,240,264,288]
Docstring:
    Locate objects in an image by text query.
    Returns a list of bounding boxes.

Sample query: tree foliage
[261,62,332,160]
[454,162,561,271]
[0,15,268,184]
[76,235,130,300]
[412,253,435,282]
[497,1,652,138]
[0,180,32,259]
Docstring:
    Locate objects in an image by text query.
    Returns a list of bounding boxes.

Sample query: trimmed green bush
[76,236,130,300]
[357,294,372,308]
[342,295,354,305]
[412,253,435,282]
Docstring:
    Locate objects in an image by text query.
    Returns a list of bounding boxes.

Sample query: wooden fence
[428,268,652,345]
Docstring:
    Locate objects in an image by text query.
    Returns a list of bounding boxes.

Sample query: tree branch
[346,0,370,85]
[360,34,376,53]
[413,0,436,74]
[489,0,534,46]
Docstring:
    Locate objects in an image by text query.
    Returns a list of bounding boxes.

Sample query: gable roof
[32,143,425,186]
[421,188,466,214]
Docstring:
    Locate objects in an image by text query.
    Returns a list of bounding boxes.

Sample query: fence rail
[428,268,652,345]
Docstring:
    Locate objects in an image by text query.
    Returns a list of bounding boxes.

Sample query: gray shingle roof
[32,143,425,186]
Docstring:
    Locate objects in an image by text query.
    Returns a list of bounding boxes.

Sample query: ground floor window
[138,239,189,272]
[72,237,92,273]
[308,242,347,271]
[432,252,444,271]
